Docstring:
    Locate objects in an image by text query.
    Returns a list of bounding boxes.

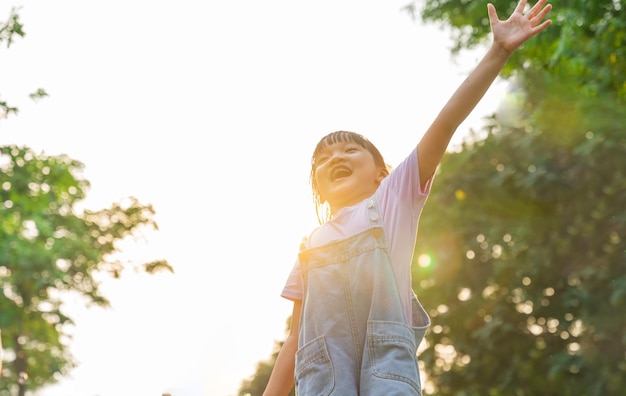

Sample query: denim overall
[295,196,430,396]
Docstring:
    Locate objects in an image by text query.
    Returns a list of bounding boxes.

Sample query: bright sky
[1,1,507,395]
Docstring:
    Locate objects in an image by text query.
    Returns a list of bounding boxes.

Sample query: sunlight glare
[417,253,432,268]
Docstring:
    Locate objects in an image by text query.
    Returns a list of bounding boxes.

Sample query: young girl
[264,1,552,395]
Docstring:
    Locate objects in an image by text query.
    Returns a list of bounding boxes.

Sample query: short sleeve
[280,258,303,301]
[380,147,432,203]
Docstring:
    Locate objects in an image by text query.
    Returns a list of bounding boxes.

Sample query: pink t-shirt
[281,147,432,323]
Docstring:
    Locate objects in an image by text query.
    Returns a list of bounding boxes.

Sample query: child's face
[314,140,386,213]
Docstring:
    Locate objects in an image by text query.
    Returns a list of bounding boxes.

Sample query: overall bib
[295,197,430,396]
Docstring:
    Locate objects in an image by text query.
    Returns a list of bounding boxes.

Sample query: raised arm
[417,0,552,188]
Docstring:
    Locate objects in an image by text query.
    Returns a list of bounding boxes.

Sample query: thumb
[487,3,499,22]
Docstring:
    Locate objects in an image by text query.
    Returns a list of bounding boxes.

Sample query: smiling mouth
[331,167,352,182]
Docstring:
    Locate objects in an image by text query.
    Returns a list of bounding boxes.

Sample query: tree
[0,7,47,120]
[238,319,295,396]
[240,2,626,394]
[413,96,626,394]
[0,145,172,396]
[404,0,626,104]
[403,0,626,394]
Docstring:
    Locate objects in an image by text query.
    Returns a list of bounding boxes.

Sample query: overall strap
[365,194,382,227]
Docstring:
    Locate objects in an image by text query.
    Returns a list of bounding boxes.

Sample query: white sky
[1,1,507,395]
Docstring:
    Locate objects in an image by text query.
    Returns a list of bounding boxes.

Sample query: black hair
[310,130,387,224]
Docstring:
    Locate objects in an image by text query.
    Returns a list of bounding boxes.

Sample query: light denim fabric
[295,196,430,395]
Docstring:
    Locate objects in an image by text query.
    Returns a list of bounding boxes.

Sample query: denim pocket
[367,320,421,393]
[295,336,334,396]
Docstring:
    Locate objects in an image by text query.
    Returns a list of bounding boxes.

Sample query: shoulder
[379,147,432,206]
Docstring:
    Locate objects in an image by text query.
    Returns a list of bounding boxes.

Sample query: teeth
[332,168,351,181]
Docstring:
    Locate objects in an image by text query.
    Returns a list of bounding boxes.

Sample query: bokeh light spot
[418,254,432,268]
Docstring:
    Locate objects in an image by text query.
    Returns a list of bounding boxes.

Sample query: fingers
[532,17,552,34]
[525,0,552,34]
[487,3,498,22]
[530,3,552,26]
[527,0,550,19]
[514,0,529,14]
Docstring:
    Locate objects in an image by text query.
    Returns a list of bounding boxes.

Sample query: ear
[376,166,389,183]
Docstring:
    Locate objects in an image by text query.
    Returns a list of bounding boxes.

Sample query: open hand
[488,0,552,54]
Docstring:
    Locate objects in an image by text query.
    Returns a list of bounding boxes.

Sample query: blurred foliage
[405,1,626,395]
[238,317,295,396]
[414,93,626,395]
[0,7,47,120]
[0,146,172,395]
[0,8,24,47]
[404,0,626,101]
[242,1,626,394]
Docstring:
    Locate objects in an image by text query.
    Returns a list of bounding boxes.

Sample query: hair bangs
[310,130,387,224]
[312,131,370,166]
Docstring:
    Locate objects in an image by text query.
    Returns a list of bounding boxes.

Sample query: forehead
[316,139,362,153]
[314,133,365,155]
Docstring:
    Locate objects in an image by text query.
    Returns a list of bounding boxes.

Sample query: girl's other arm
[417,0,552,188]
[263,299,302,396]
